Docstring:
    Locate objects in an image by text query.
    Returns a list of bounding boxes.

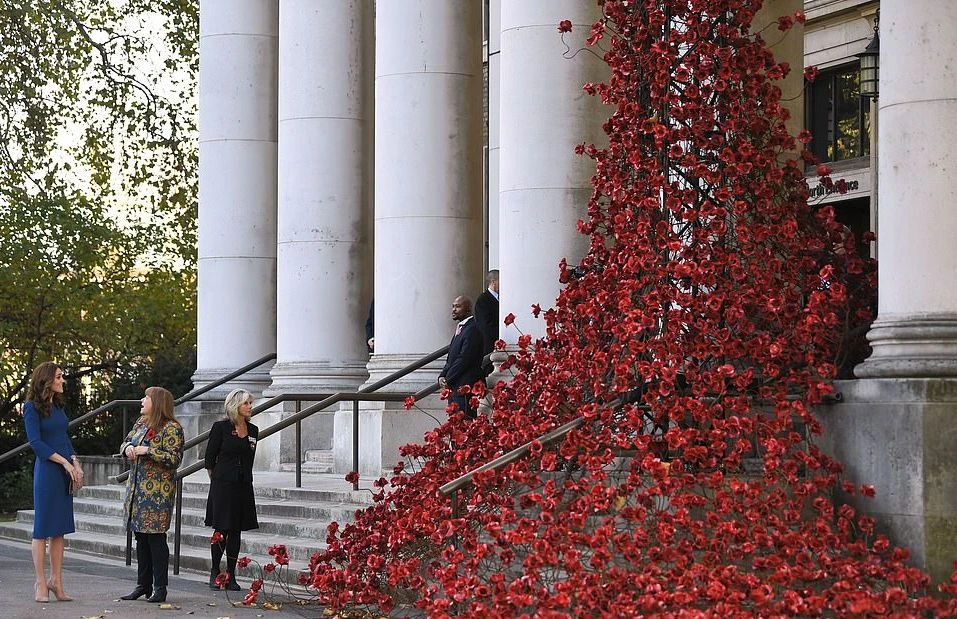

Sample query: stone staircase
[0,472,374,577]
[280,449,335,474]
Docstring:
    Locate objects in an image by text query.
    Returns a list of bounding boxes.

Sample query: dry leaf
[158,603,181,610]
[80,615,104,619]
[261,601,282,611]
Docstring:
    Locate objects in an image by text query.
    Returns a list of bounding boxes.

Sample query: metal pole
[173,478,183,575]
[295,400,302,489]
[869,97,879,259]
[122,408,128,440]
[352,399,359,491]
[125,528,132,566]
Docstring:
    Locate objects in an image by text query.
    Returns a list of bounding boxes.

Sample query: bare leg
[47,536,72,600]
[32,538,48,601]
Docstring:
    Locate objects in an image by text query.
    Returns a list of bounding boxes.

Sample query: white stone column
[498,2,605,343]
[487,0,501,268]
[825,1,957,584]
[856,1,957,378]
[271,2,373,390]
[195,1,278,394]
[261,0,374,470]
[334,1,484,474]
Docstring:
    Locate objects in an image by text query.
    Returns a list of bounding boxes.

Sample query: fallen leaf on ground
[261,601,282,610]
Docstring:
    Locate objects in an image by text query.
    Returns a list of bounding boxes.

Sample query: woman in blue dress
[23,361,83,603]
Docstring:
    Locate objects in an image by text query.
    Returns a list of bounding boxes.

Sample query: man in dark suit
[473,270,499,374]
[365,299,374,353]
[438,295,485,419]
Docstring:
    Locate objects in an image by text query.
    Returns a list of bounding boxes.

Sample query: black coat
[473,289,499,357]
[440,317,485,418]
[204,420,259,531]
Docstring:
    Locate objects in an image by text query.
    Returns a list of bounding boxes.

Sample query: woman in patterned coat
[118,386,184,604]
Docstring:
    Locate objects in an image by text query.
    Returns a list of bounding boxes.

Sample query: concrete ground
[0,538,328,619]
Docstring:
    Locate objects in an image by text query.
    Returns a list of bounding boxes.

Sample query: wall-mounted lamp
[857,11,880,99]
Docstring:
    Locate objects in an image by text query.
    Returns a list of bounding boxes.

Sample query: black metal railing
[105,353,276,565]
[437,391,844,516]
[0,352,278,469]
[438,408,585,518]
[114,345,450,574]
[0,400,142,466]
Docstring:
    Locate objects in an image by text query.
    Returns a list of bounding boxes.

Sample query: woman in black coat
[204,388,259,591]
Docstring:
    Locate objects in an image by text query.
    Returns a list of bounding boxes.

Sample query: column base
[264,359,368,396]
[817,378,957,583]
[175,400,231,468]
[856,314,957,377]
[190,364,275,400]
[332,352,448,475]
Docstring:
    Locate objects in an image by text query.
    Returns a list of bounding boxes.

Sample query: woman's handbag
[66,462,84,495]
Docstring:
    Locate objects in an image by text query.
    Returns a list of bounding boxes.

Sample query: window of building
[806,63,871,163]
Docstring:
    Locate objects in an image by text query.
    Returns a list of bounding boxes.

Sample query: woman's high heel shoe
[34,581,49,603]
[47,580,73,602]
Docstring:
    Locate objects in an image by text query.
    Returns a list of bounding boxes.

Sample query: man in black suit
[438,295,485,419]
[365,299,374,353]
[473,270,499,374]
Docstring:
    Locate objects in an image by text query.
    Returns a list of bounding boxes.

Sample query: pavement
[0,538,330,619]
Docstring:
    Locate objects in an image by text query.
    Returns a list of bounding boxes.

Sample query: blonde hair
[144,386,176,430]
[224,389,252,424]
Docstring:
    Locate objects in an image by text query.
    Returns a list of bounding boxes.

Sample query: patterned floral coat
[120,418,184,534]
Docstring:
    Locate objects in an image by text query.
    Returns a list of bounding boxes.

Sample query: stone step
[0,474,377,579]
[86,479,375,507]
[0,519,276,578]
[279,449,335,474]
[280,460,334,474]
[69,496,340,539]
[75,487,367,523]
[12,510,324,563]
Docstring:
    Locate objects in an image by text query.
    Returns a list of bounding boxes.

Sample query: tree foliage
[0,0,198,428]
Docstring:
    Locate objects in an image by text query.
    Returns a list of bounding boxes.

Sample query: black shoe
[120,585,151,600]
[226,574,241,592]
[146,587,167,603]
[209,569,221,590]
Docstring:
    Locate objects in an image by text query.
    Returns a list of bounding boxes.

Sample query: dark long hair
[26,361,64,418]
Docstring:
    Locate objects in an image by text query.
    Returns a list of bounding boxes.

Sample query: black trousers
[450,393,477,419]
[134,532,169,588]
[211,529,242,576]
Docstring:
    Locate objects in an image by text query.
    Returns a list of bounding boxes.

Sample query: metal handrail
[438,390,846,501]
[113,346,448,483]
[0,353,277,468]
[0,400,143,465]
[118,345,449,575]
[172,353,277,405]
[439,415,586,496]
[102,353,275,566]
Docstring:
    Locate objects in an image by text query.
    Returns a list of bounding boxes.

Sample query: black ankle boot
[146,587,167,603]
[226,573,241,591]
[209,569,221,589]
[120,584,151,600]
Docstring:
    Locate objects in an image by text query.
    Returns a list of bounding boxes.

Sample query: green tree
[0,1,198,436]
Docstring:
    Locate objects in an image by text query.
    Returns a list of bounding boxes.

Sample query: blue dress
[23,401,76,539]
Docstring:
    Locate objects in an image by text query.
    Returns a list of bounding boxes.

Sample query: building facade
[192,1,957,580]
